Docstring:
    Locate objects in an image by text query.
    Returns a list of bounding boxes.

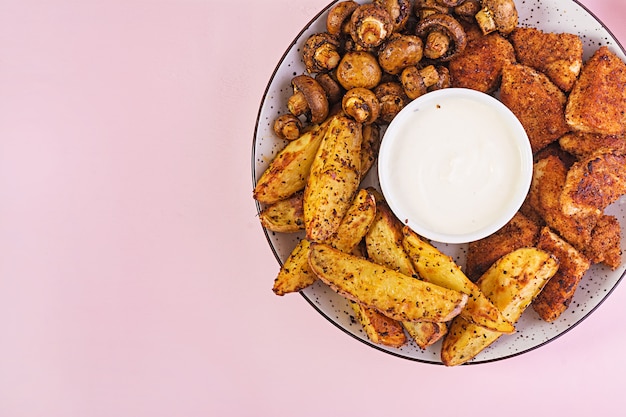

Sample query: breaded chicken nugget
[510,27,583,92]
[565,46,626,135]
[500,62,570,153]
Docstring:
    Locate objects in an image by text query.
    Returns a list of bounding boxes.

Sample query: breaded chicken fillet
[565,46,626,135]
[500,62,570,153]
[510,27,583,92]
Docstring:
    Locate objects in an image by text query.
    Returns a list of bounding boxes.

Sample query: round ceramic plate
[252,0,626,364]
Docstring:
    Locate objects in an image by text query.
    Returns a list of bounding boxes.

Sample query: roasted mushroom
[435,0,466,6]
[287,75,329,124]
[342,87,381,125]
[374,0,412,33]
[315,72,343,105]
[378,33,424,75]
[400,64,448,99]
[336,51,383,90]
[475,0,519,35]
[303,33,342,74]
[414,0,449,20]
[327,0,359,36]
[273,113,303,140]
[350,3,394,48]
[454,0,481,20]
[374,82,409,123]
[415,13,467,61]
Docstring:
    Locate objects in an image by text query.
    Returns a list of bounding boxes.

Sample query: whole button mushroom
[326,0,359,36]
[374,0,412,33]
[374,82,409,123]
[400,64,449,99]
[350,3,394,48]
[414,0,450,20]
[342,87,381,125]
[378,34,424,75]
[303,33,342,74]
[273,114,303,140]
[415,13,467,61]
[475,0,519,35]
[336,51,383,90]
[315,72,344,106]
[287,75,330,124]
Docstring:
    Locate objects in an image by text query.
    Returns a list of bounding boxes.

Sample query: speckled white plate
[252,0,626,364]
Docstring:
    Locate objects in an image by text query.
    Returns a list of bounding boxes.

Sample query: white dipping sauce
[378,89,533,243]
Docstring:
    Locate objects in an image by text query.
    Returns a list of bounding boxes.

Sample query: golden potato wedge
[402,228,515,334]
[304,115,363,243]
[365,199,416,277]
[365,197,447,348]
[359,123,381,178]
[308,243,469,323]
[441,248,559,366]
[272,189,376,295]
[403,320,448,350]
[272,239,316,296]
[350,301,407,347]
[259,191,304,233]
[253,123,328,204]
[330,188,376,253]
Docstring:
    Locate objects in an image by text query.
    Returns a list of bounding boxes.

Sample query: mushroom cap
[291,75,330,124]
[415,13,467,61]
[483,0,518,34]
[326,0,359,36]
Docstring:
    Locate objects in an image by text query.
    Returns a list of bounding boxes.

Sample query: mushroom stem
[287,91,310,117]
[424,30,451,60]
[475,8,497,34]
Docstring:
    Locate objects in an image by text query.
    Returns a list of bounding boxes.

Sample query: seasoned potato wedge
[365,198,447,348]
[254,123,328,204]
[308,243,469,323]
[350,301,407,347]
[304,115,363,243]
[272,239,316,296]
[330,188,376,253]
[259,191,304,233]
[359,123,381,178]
[441,248,559,366]
[272,189,376,295]
[402,228,515,334]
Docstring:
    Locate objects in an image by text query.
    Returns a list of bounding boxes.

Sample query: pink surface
[1,0,625,416]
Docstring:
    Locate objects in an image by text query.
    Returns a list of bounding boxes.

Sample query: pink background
[1,0,625,416]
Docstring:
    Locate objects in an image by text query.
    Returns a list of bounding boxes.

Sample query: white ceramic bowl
[378,88,533,243]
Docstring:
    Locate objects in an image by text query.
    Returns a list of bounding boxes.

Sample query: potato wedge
[359,123,381,178]
[272,189,376,295]
[402,228,515,334]
[365,197,446,348]
[308,243,469,323]
[272,239,316,296]
[330,188,376,253]
[259,191,304,233]
[350,301,406,347]
[441,248,559,366]
[253,122,328,205]
[304,115,363,243]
